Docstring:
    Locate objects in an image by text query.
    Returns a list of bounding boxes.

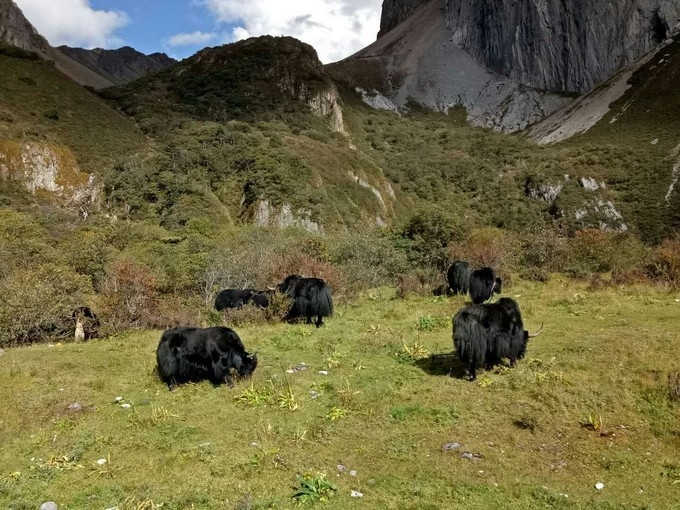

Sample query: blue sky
[14,0,383,63]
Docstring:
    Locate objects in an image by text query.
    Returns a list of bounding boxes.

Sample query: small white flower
[595,482,604,490]
[319,370,329,375]
[350,490,363,498]
[114,396,123,402]
[120,403,131,409]
[97,458,107,465]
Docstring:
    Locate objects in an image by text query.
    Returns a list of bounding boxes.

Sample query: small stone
[337,464,346,472]
[595,482,604,490]
[442,442,461,451]
[318,370,329,375]
[96,458,107,465]
[309,390,321,399]
[40,503,58,510]
[67,402,83,411]
[460,452,484,461]
[250,442,259,447]
[120,403,131,409]
[350,490,363,498]
[349,470,357,477]
[114,396,123,402]
[286,369,295,374]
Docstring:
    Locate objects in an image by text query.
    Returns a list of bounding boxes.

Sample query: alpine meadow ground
[1,278,680,509]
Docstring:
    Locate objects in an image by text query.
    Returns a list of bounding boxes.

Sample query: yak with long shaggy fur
[469,267,502,304]
[156,326,257,389]
[214,288,270,311]
[453,298,542,381]
[447,261,471,295]
[278,274,333,327]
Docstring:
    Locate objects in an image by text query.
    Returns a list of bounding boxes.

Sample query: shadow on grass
[415,352,467,379]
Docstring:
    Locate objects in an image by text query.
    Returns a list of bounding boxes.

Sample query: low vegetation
[1,280,679,508]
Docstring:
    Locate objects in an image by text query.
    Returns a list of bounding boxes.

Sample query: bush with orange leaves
[271,252,348,296]
[447,227,518,281]
[100,258,158,330]
[649,236,680,288]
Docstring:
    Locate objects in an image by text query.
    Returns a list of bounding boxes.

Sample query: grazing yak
[469,267,502,304]
[278,274,333,327]
[447,261,471,295]
[214,288,270,311]
[156,326,258,389]
[453,297,542,381]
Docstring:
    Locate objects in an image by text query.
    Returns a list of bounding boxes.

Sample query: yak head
[277,274,302,296]
[238,351,258,378]
[493,277,502,295]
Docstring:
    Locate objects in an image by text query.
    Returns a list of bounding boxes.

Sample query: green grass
[1,279,680,508]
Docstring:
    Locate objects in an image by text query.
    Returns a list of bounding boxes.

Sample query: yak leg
[211,359,232,387]
[468,362,477,382]
[315,315,323,328]
[305,316,313,325]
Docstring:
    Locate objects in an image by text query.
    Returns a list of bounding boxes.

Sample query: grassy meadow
[1,278,680,509]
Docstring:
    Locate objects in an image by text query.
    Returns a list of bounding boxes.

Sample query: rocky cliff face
[57,46,176,86]
[0,0,50,55]
[445,0,680,94]
[378,0,431,37]
[329,1,571,132]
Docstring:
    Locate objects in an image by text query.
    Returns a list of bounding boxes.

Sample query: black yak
[447,261,471,295]
[453,297,542,381]
[278,274,333,327]
[469,267,502,304]
[156,326,258,389]
[214,289,270,311]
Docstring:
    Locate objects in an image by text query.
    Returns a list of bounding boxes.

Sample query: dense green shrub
[0,264,93,347]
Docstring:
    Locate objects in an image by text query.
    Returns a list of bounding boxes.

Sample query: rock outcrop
[0,141,100,207]
[57,46,176,86]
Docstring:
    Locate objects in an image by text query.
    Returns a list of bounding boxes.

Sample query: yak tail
[311,283,334,317]
[453,311,487,368]
[156,335,179,384]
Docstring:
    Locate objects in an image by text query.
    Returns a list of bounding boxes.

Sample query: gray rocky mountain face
[329,0,571,132]
[57,46,176,86]
[378,0,431,37]
[445,0,680,94]
[0,0,50,54]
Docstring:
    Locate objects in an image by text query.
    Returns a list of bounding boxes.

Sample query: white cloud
[14,0,128,48]
[168,31,218,47]
[200,0,383,63]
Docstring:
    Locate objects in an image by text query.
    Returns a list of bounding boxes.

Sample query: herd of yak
[154,262,542,389]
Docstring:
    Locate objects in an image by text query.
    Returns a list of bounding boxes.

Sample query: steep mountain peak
[56,45,177,86]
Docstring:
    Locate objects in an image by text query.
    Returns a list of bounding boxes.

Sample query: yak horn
[266,286,275,291]
[248,351,258,358]
[527,323,544,338]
